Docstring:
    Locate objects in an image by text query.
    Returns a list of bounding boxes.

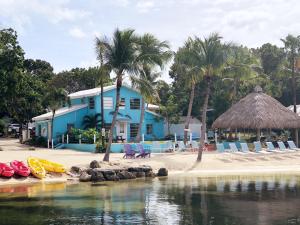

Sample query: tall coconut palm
[44,88,70,145]
[281,34,300,146]
[95,29,171,161]
[131,65,160,142]
[193,33,229,162]
[95,40,112,149]
[174,39,202,144]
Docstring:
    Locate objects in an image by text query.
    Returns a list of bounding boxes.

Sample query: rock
[29,147,35,151]
[79,172,91,182]
[117,171,136,180]
[141,166,152,173]
[145,171,156,178]
[157,168,168,177]
[90,160,101,169]
[134,171,146,178]
[101,170,119,181]
[128,167,144,173]
[70,166,83,175]
[91,169,105,182]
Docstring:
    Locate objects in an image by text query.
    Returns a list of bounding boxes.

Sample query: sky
[1,0,300,83]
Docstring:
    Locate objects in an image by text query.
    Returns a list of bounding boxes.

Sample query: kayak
[10,160,30,177]
[27,157,46,179]
[36,158,66,173]
[0,163,14,178]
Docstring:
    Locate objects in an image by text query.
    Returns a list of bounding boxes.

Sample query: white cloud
[69,27,87,39]
[136,1,155,13]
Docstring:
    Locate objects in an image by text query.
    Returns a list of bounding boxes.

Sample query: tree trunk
[292,56,299,146]
[197,79,211,162]
[51,110,55,147]
[103,74,122,161]
[256,129,260,141]
[136,97,145,143]
[100,79,105,150]
[184,83,195,145]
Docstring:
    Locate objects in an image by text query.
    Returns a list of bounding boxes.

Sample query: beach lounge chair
[266,141,284,153]
[254,141,271,154]
[216,143,226,153]
[123,144,136,159]
[277,141,295,152]
[176,141,186,152]
[136,144,151,158]
[287,141,300,151]
[229,143,246,155]
[240,143,250,153]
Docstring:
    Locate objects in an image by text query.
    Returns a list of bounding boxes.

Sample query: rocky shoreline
[70,160,168,183]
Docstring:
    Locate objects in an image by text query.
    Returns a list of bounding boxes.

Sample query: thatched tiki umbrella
[212,86,300,144]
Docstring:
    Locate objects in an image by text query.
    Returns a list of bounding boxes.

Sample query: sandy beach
[1,138,300,186]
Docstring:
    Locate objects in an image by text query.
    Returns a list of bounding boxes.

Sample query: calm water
[1,175,300,225]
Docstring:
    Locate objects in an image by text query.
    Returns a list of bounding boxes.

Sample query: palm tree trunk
[136,97,145,143]
[103,74,122,161]
[292,56,299,146]
[184,83,195,145]
[197,79,211,162]
[100,79,105,150]
[51,110,55,147]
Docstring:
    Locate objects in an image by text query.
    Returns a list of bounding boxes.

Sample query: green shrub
[27,136,48,147]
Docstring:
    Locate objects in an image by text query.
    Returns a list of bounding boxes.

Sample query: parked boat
[10,160,30,177]
[0,163,14,178]
[27,157,46,179]
[36,158,66,173]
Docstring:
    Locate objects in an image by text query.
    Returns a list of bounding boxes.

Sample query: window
[130,123,139,137]
[81,98,85,104]
[119,122,125,134]
[146,124,153,135]
[104,97,113,109]
[119,98,125,109]
[130,98,140,109]
[89,97,95,109]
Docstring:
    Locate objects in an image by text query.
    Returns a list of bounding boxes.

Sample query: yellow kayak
[36,158,66,173]
[27,157,46,179]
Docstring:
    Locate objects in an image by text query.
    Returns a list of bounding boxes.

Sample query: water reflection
[0,175,300,225]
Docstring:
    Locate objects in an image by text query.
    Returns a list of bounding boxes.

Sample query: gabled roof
[68,84,139,99]
[32,104,88,121]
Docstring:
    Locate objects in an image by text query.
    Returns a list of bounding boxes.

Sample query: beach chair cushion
[229,143,238,152]
[253,141,262,152]
[216,143,225,153]
[277,141,287,151]
[288,141,298,149]
[266,142,275,151]
[240,143,249,153]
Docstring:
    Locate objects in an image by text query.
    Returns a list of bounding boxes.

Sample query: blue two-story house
[32,84,164,143]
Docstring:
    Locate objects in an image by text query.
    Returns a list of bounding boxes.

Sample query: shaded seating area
[212,86,300,157]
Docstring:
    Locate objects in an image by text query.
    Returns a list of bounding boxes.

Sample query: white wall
[164,123,202,138]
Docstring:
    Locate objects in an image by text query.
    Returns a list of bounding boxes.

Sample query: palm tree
[193,33,229,162]
[95,28,171,161]
[95,40,112,149]
[131,65,160,142]
[82,113,102,130]
[44,88,70,145]
[174,39,201,144]
[281,34,300,146]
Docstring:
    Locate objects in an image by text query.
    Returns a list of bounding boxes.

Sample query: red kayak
[0,163,14,178]
[10,161,30,177]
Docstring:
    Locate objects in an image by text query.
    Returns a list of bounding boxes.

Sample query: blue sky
[1,0,300,82]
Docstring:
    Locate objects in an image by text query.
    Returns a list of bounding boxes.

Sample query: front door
[116,122,127,142]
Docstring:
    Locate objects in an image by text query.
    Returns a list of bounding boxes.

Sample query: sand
[1,138,300,186]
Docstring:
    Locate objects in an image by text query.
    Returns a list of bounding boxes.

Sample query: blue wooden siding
[35,86,164,141]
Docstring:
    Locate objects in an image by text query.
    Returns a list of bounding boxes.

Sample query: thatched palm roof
[212,86,300,129]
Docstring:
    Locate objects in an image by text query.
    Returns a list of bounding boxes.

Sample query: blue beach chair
[287,141,300,151]
[254,141,271,154]
[277,141,294,152]
[266,142,282,153]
